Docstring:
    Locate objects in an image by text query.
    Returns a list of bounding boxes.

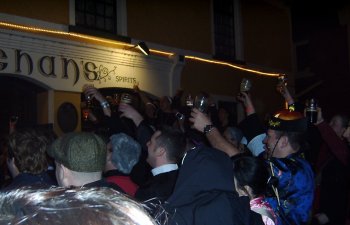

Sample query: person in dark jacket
[165,145,264,225]
[134,126,186,202]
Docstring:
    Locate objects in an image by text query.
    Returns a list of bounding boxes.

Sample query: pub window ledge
[68,25,131,44]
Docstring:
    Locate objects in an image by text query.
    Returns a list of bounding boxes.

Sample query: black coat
[165,146,264,225]
[135,169,178,202]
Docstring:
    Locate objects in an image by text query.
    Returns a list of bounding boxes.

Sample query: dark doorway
[0,76,46,135]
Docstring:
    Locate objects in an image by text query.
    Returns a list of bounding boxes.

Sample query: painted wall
[181,60,284,117]
[0,0,69,25]
[241,1,294,71]
[127,0,213,54]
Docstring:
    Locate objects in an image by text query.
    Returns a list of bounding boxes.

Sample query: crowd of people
[0,82,349,225]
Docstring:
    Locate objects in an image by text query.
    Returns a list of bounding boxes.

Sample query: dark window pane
[96,3,104,15]
[86,0,95,13]
[213,0,235,61]
[96,16,105,29]
[105,18,114,32]
[86,14,95,27]
[105,5,114,17]
[75,0,117,34]
[76,12,85,25]
[76,0,84,11]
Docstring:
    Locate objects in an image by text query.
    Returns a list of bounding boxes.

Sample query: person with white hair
[0,187,157,225]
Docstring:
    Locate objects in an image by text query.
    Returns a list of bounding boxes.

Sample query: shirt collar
[152,163,178,176]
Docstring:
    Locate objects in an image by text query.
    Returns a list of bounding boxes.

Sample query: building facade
[0,0,295,135]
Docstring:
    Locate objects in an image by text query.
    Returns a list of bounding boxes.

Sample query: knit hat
[110,133,141,174]
[48,132,106,172]
[268,109,307,132]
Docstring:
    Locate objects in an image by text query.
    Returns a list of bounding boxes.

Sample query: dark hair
[156,126,186,163]
[8,128,50,174]
[274,130,305,151]
[232,156,268,198]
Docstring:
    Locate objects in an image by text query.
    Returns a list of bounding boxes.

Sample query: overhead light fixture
[136,41,150,56]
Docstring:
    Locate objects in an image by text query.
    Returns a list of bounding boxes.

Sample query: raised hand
[118,103,144,126]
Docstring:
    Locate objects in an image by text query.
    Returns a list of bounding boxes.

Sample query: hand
[84,86,105,103]
[314,107,324,125]
[189,108,212,133]
[118,103,144,126]
[236,92,255,115]
[277,84,294,105]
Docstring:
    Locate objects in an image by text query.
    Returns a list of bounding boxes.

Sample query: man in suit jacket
[135,126,186,202]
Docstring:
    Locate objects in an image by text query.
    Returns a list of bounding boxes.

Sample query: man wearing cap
[48,132,123,191]
[190,105,314,225]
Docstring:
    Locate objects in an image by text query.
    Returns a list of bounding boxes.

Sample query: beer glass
[240,78,252,93]
[194,94,209,113]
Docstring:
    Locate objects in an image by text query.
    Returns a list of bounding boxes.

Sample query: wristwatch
[203,124,215,134]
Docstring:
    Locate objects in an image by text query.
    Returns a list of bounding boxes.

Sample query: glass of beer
[120,93,133,104]
[194,94,209,113]
[240,78,252,93]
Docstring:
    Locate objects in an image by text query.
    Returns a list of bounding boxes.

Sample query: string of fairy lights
[0,21,282,78]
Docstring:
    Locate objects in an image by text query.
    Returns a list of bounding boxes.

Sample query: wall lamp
[136,41,150,56]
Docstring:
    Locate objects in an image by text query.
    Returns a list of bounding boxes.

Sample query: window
[213,0,236,61]
[75,0,117,34]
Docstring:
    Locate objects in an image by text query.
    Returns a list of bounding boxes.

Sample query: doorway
[0,76,46,135]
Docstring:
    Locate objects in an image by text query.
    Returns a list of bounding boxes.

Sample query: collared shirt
[151,164,178,176]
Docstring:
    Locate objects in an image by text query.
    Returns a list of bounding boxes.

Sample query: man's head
[146,126,186,168]
[0,187,157,225]
[8,128,50,174]
[264,109,307,158]
[329,114,349,138]
[48,132,106,187]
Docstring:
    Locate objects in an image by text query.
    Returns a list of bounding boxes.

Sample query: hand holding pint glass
[82,84,95,108]
[276,75,287,94]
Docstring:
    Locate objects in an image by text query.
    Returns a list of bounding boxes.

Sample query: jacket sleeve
[316,121,349,166]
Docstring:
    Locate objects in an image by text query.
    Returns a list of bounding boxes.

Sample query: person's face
[263,129,283,158]
[342,124,350,144]
[146,131,162,167]
[329,116,346,138]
